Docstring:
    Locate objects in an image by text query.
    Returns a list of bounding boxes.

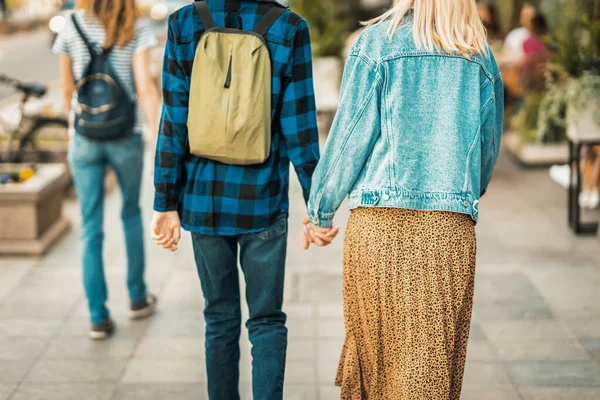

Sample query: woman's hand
[302,216,340,250]
[151,211,181,252]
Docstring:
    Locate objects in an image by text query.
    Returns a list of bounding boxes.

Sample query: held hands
[151,211,182,252]
[302,216,340,250]
[151,211,338,251]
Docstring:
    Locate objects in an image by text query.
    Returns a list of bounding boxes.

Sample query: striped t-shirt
[52,10,157,133]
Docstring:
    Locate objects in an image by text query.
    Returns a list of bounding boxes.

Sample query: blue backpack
[71,15,136,141]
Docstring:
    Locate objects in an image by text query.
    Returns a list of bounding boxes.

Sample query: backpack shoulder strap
[194,0,217,31]
[71,14,98,57]
[253,6,286,37]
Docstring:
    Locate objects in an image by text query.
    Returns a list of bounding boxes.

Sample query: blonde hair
[365,0,488,56]
[79,0,138,48]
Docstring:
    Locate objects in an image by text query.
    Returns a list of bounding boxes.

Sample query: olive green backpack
[187,0,285,165]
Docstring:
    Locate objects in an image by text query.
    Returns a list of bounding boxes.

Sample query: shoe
[130,294,158,320]
[89,319,115,340]
[549,164,572,189]
[589,191,600,209]
[580,190,600,210]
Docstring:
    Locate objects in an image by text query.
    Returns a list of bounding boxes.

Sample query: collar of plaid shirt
[153,0,320,236]
[219,0,289,13]
[226,0,288,6]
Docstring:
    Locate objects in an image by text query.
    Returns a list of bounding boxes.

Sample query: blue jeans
[68,134,147,323]
[191,214,288,400]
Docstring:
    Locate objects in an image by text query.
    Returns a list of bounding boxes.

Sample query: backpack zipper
[78,116,125,128]
[77,102,118,115]
[224,55,233,89]
[76,73,117,90]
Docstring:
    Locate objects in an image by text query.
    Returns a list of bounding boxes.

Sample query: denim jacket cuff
[308,211,334,229]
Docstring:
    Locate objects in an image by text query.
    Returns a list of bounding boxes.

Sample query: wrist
[154,210,178,215]
[153,203,179,213]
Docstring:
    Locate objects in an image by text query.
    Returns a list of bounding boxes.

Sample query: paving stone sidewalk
[1,148,600,400]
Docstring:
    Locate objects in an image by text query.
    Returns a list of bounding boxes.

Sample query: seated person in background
[550,146,600,210]
[500,4,539,98]
[478,2,504,54]
[520,12,549,92]
[523,13,548,57]
[581,146,600,210]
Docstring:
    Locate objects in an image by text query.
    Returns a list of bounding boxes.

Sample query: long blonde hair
[365,0,488,56]
[78,0,138,49]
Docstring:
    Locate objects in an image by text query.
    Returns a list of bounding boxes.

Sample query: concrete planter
[567,102,600,143]
[0,163,70,255]
[504,131,569,168]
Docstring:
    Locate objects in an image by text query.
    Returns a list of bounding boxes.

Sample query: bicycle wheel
[11,117,69,163]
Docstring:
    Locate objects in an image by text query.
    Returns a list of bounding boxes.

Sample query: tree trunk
[510,0,524,30]
[595,0,600,21]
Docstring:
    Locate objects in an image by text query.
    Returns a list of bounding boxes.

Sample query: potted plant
[506,0,599,167]
[538,15,600,143]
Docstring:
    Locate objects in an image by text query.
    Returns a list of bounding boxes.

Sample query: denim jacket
[307,19,504,228]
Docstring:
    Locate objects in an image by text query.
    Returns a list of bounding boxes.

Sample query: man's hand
[151,211,181,252]
[302,216,340,250]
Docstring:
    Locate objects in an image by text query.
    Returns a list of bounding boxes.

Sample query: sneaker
[549,164,572,189]
[130,294,158,320]
[89,319,115,341]
[589,191,600,209]
[580,190,600,210]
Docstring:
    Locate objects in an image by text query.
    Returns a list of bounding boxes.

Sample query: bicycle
[0,74,69,164]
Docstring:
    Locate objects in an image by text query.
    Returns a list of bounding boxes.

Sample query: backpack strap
[194,1,217,31]
[71,14,113,57]
[71,14,98,57]
[253,6,286,37]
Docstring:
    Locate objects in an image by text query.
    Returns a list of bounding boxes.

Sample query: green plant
[542,0,595,35]
[6,0,26,10]
[289,0,351,57]
[538,16,600,140]
[539,72,600,135]
[553,15,600,78]
[512,93,545,143]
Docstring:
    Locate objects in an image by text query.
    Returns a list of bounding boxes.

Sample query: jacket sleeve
[480,72,504,197]
[307,54,382,228]
[280,20,320,204]
[153,17,189,212]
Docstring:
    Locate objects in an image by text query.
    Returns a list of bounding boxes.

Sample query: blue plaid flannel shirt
[153,0,320,235]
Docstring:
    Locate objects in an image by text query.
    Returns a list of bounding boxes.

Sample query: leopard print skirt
[336,207,477,400]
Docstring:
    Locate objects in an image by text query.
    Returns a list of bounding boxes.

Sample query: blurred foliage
[5,0,26,9]
[489,0,595,32]
[512,93,545,143]
[289,0,351,57]
[538,8,600,140]
[498,0,600,142]
[542,0,596,35]
[551,12,600,77]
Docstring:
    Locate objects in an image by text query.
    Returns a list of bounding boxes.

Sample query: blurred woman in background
[305,0,503,398]
[53,0,160,340]
[518,11,550,93]
[523,12,549,58]
[503,3,537,62]
[500,3,537,98]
